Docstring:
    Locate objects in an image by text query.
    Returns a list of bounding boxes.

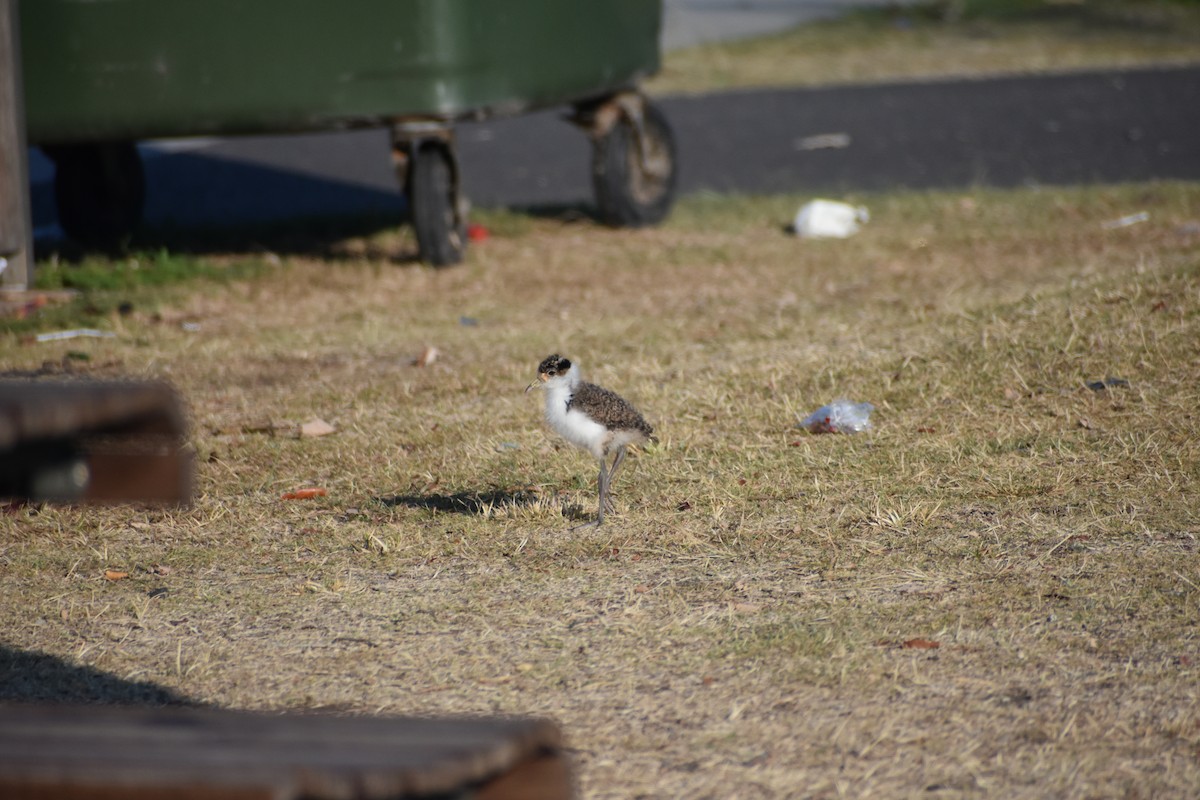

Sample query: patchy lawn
[2,182,1199,797]
[651,0,1200,94]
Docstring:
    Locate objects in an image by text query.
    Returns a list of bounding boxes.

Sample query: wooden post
[0,0,32,291]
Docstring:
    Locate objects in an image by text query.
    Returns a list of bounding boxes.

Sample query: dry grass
[3,182,1200,797]
[650,0,1200,94]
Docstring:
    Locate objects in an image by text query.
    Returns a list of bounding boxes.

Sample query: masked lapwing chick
[525,354,654,526]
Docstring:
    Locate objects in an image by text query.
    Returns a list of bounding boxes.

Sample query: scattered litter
[467,223,490,242]
[1086,377,1129,392]
[496,442,520,451]
[300,418,336,438]
[793,200,869,239]
[1102,211,1148,230]
[0,257,6,275]
[794,132,851,151]
[1,289,78,321]
[2,294,46,320]
[281,488,328,500]
[181,322,201,332]
[459,316,479,327]
[104,569,130,582]
[412,345,440,367]
[33,328,116,343]
[799,400,874,434]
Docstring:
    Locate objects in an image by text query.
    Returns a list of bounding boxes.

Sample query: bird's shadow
[377,488,546,516]
[376,487,595,522]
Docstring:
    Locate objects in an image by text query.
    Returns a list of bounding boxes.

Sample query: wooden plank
[0,379,193,504]
[0,705,572,799]
[0,0,32,289]
[476,752,575,800]
[0,380,187,449]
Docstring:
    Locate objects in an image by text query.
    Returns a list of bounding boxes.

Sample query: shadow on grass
[377,488,549,516]
[506,201,601,225]
[33,204,604,269]
[33,212,422,266]
[0,643,194,706]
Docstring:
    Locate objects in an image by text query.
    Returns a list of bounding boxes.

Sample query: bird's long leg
[571,458,607,530]
[609,447,628,485]
[595,457,610,526]
[602,447,628,513]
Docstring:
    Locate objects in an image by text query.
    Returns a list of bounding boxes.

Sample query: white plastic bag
[793,200,869,239]
[799,400,874,434]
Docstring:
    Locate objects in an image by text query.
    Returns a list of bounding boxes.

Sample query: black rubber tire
[407,143,466,267]
[592,100,677,228]
[46,141,145,250]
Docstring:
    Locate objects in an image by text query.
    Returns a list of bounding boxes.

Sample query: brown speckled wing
[568,382,653,438]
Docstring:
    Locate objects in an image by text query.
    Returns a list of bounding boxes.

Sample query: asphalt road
[28,65,1200,238]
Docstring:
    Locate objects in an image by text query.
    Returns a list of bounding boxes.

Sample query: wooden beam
[0,0,32,290]
[0,705,574,799]
[0,379,195,505]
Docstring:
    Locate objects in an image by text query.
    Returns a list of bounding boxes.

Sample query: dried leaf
[104,569,129,582]
[300,418,336,438]
[281,488,328,500]
[902,638,941,650]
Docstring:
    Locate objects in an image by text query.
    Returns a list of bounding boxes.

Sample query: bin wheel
[45,142,145,249]
[592,99,677,227]
[407,143,466,266]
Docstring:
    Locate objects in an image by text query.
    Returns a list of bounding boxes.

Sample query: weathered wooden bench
[0,704,572,799]
[0,379,192,504]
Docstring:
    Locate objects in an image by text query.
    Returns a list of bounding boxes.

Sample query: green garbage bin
[21,0,678,263]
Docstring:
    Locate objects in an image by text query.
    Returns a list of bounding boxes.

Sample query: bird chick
[525,354,653,526]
